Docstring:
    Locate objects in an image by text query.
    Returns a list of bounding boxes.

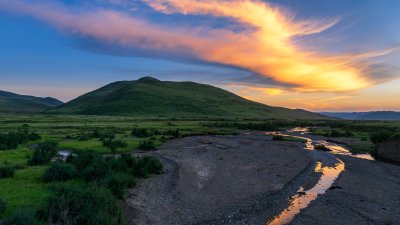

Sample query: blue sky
[0,0,399,111]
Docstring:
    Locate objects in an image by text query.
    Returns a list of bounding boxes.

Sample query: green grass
[0,166,49,218]
[0,147,31,166]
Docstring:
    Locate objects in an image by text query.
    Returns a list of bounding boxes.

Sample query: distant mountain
[0,90,63,113]
[320,111,400,120]
[49,77,328,119]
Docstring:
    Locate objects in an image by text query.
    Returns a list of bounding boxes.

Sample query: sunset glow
[0,0,399,111]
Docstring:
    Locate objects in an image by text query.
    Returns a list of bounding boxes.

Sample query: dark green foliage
[98,132,116,141]
[0,198,6,214]
[102,139,128,155]
[370,131,393,144]
[28,141,58,166]
[131,128,152,138]
[0,125,41,151]
[138,140,156,150]
[1,208,38,225]
[43,162,78,183]
[0,165,15,178]
[44,184,122,225]
[132,156,163,178]
[48,77,327,119]
[82,157,110,182]
[0,90,63,114]
[104,172,135,199]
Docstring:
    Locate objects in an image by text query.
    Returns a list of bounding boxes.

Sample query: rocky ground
[123,132,400,225]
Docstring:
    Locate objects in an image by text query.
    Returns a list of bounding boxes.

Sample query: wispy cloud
[0,0,397,92]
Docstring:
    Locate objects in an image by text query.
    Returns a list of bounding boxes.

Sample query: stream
[266,128,374,225]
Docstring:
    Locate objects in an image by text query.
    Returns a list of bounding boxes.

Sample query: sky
[0,0,399,112]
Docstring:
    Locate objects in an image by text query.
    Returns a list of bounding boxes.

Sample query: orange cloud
[0,0,395,93]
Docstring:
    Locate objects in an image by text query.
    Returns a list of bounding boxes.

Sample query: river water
[266,127,374,225]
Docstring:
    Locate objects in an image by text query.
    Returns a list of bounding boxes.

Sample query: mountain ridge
[0,90,63,113]
[49,77,328,119]
[320,111,400,120]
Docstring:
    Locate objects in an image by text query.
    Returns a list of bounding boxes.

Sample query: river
[266,127,374,225]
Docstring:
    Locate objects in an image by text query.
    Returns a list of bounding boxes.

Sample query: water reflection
[267,160,345,225]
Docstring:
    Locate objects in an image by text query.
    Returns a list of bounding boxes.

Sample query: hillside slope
[0,90,63,113]
[320,111,400,120]
[50,77,328,119]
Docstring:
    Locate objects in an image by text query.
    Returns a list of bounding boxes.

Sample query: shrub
[102,139,128,155]
[28,141,58,166]
[1,208,37,225]
[132,156,163,178]
[43,163,78,183]
[28,132,41,141]
[104,172,135,199]
[82,157,110,182]
[131,128,152,138]
[0,166,15,178]
[370,131,393,145]
[0,198,6,214]
[44,184,122,225]
[138,140,156,150]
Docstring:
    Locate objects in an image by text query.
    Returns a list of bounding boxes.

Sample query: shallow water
[266,128,353,225]
[267,160,345,225]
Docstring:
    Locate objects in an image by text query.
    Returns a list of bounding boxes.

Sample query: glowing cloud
[0,0,394,92]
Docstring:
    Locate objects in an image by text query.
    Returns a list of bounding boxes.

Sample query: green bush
[44,184,122,225]
[0,166,15,178]
[43,163,78,183]
[102,139,128,155]
[1,208,38,225]
[0,198,6,214]
[82,157,110,182]
[138,140,156,150]
[0,125,41,151]
[131,128,152,138]
[133,156,163,178]
[104,172,135,199]
[28,141,58,166]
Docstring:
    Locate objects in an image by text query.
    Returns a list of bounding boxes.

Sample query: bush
[370,131,393,145]
[131,128,152,138]
[43,163,78,183]
[0,125,41,151]
[138,140,156,150]
[28,141,58,166]
[1,208,37,225]
[82,157,110,182]
[44,184,122,225]
[0,198,6,214]
[0,166,15,178]
[102,139,128,155]
[133,156,163,178]
[104,172,135,199]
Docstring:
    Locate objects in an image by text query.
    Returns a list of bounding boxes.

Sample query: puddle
[267,160,345,225]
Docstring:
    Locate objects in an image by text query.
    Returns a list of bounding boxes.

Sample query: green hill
[0,90,63,113]
[49,77,327,119]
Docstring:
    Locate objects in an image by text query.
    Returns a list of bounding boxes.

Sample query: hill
[49,77,327,119]
[0,90,63,113]
[320,111,400,120]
